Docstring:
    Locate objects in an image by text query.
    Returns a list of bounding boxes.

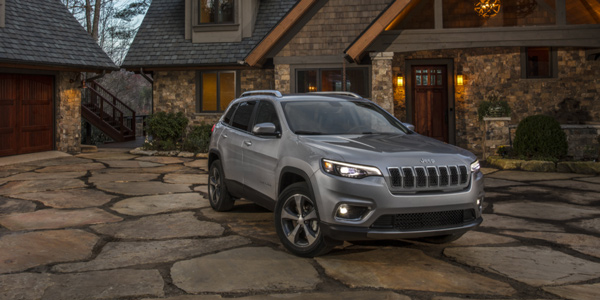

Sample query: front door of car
[242,100,282,201]
[221,100,257,188]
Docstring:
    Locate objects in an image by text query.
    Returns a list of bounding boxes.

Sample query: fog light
[477,197,483,212]
[335,204,369,220]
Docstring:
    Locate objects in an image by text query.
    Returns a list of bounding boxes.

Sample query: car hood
[299,133,476,163]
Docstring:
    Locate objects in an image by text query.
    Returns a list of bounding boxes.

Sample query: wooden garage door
[0,74,54,157]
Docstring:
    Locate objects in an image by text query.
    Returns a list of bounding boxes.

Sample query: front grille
[371,209,476,231]
[388,164,469,190]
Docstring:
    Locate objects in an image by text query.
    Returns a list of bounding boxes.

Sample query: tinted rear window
[231,101,257,131]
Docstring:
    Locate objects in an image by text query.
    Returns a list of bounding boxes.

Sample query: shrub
[513,115,568,161]
[496,145,513,158]
[144,112,189,151]
[181,124,212,153]
[477,93,511,121]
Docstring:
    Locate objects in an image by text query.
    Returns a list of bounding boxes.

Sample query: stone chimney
[0,0,5,28]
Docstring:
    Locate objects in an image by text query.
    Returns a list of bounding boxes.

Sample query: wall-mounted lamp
[396,73,404,87]
[456,74,464,86]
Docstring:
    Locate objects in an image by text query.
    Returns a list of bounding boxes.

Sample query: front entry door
[411,66,448,143]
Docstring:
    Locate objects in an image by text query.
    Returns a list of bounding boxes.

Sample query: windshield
[282,100,409,135]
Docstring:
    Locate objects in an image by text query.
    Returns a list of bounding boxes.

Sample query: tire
[274,182,336,257]
[416,233,465,244]
[208,160,235,212]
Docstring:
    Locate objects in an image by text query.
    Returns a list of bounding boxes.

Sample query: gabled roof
[0,0,117,71]
[122,0,298,69]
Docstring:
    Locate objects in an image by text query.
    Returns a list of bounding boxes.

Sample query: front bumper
[310,168,485,241]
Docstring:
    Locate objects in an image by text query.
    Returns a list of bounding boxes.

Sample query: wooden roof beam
[344,0,412,63]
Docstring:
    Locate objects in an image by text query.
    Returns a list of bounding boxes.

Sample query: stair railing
[85,81,136,138]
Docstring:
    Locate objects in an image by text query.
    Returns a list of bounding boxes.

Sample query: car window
[222,103,239,125]
[282,100,408,135]
[254,101,281,131]
[231,101,257,131]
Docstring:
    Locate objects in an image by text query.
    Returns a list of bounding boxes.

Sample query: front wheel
[274,183,336,257]
[208,160,235,211]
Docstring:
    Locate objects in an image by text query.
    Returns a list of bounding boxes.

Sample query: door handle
[244,141,252,147]
[222,134,228,138]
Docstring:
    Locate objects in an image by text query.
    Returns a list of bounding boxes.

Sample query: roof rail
[240,90,283,98]
[309,91,362,99]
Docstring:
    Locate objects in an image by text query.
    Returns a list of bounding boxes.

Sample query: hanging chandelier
[475,0,501,18]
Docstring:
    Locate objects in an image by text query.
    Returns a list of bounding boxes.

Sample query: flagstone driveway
[1,150,599,300]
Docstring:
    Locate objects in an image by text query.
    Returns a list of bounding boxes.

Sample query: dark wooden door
[412,66,448,142]
[0,74,54,157]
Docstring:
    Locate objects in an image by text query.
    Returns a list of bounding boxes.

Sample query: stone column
[370,52,394,115]
[274,64,291,94]
[56,72,82,153]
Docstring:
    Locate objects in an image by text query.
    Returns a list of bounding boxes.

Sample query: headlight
[471,160,481,173]
[322,159,382,179]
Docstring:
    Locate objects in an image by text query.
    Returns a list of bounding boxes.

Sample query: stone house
[0,0,118,158]
[122,0,600,158]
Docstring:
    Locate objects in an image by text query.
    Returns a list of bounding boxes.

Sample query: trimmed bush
[181,124,212,153]
[513,115,568,161]
[144,112,189,151]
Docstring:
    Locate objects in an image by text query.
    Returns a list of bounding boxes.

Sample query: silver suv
[208,90,484,257]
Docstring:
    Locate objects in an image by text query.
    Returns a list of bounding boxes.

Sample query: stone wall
[393,47,600,157]
[153,69,275,127]
[371,52,394,114]
[277,0,391,57]
[55,71,81,153]
[274,64,290,94]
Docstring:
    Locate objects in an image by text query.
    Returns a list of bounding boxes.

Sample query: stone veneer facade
[392,47,600,156]
[55,71,82,153]
[153,69,274,127]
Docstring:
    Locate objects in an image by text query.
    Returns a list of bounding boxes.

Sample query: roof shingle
[122,0,297,69]
[0,0,117,70]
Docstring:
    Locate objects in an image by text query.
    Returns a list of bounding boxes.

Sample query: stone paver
[0,179,86,195]
[577,176,600,184]
[0,208,122,231]
[35,163,105,173]
[12,189,115,208]
[483,177,526,188]
[171,247,321,294]
[446,231,518,246]
[543,283,600,300]
[95,181,191,196]
[0,230,99,274]
[569,218,600,235]
[111,193,209,216]
[501,231,600,258]
[88,172,159,184]
[201,205,278,244]
[535,180,600,192]
[480,214,564,232]
[194,185,208,194]
[315,248,514,295]
[98,160,164,168]
[0,171,86,184]
[231,292,410,300]
[53,236,250,273]
[444,246,600,286]
[44,269,164,300]
[487,170,588,181]
[163,173,208,184]
[493,201,600,221]
[91,212,224,240]
[0,273,53,300]
[136,156,187,164]
[184,160,208,169]
[98,165,184,174]
[22,157,92,167]
[0,197,36,215]
[0,165,38,176]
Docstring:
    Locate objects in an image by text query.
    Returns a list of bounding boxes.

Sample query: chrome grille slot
[402,167,415,188]
[388,164,469,191]
[415,167,427,187]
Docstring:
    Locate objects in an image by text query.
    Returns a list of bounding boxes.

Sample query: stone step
[80,144,98,153]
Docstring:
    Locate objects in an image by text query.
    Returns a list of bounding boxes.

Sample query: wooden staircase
[81,81,136,142]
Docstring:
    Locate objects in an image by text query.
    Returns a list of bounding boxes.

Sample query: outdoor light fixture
[475,0,501,18]
[456,74,464,86]
[396,73,404,87]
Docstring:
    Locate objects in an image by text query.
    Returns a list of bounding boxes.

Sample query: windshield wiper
[295,131,322,135]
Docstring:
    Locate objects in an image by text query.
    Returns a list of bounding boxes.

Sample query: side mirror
[252,122,280,137]
[402,122,415,131]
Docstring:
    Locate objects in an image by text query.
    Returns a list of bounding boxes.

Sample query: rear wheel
[208,160,235,211]
[274,183,335,257]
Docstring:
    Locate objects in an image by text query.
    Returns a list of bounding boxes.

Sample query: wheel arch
[278,167,314,199]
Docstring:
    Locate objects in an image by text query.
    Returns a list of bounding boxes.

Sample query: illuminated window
[199,0,234,24]
[197,71,236,113]
[522,47,556,79]
[296,68,368,97]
